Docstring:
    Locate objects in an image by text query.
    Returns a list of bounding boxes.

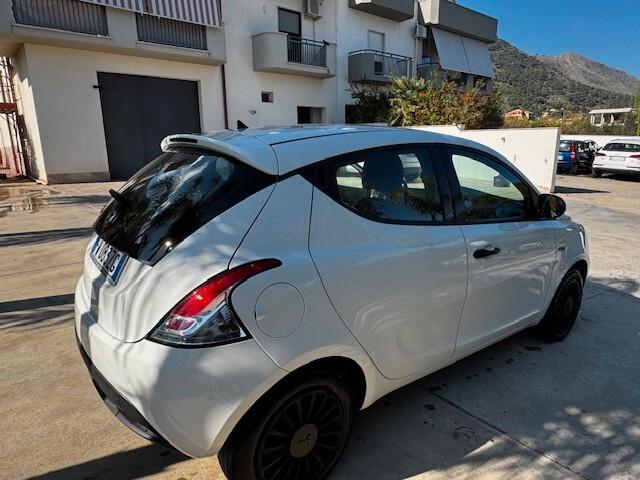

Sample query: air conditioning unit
[414,24,428,39]
[304,0,322,19]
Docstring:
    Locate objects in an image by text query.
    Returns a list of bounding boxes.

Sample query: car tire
[219,375,355,480]
[592,169,602,178]
[535,269,583,342]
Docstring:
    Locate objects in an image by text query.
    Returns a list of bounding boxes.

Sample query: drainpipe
[219,0,229,129]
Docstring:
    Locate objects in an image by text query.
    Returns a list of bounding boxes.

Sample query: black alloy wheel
[256,386,349,479]
[536,270,583,342]
[219,376,354,480]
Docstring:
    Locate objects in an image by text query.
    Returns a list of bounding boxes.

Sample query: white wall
[17,43,225,182]
[561,134,640,149]
[222,0,339,127]
[414,125,561,192]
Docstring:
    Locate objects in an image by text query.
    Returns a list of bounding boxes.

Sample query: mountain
[489,40,635,114]
[537,53,639,96]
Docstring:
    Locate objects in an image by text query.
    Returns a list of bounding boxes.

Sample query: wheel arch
[571,259,588,281]
[220,355,369,453]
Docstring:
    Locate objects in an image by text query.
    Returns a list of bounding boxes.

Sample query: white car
[75,125,588,480]
[593,139,640,177]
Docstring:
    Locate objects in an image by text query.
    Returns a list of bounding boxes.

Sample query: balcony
[252,32,336,79]
[0,0,226,65]
[348,0,415,22]
[12,0,108,36]
[419,0,497,43]
[348,50,412,84]
[136,14,207,50]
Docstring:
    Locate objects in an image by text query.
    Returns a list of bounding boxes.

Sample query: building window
[12,0,108,36]
[261,92,274,103]
[278,8,301,37]
[367,30,385,52]
[136,14,207,50]
[297,107,324,124]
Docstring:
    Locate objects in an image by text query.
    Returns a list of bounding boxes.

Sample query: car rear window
[559,142,571,152]
[603,143,640,152]
[93,149,274,265]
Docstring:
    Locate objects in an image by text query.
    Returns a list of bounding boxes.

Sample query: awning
[81,0,221,27]
[462,36,494,78]
[431,28,471,74]
[432,27,494,78]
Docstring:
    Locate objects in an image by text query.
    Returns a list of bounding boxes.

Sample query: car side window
[447,148,532,222]
[326,147,444,223]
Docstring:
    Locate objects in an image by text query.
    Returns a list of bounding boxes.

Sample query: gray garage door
[97,72,201,180]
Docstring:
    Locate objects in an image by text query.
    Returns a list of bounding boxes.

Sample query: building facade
[589,108,634,128]
[0,0,497,183]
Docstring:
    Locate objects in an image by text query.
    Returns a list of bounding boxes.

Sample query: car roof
[604,138,640,144]
[161,125,517,178]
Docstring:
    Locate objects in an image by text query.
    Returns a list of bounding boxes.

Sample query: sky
[458,0,640,78]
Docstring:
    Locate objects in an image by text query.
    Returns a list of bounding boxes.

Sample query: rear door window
[603,143,640,152]
[318,146,445,224]
[94,149,274,265]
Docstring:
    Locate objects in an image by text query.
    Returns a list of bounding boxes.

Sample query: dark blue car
[557,140,594,174]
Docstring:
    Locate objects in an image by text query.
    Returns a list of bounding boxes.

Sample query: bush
[387,77,503,129]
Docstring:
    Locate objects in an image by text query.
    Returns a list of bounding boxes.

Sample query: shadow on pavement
[26,444,189,480]
[0,227,93,247]
[0,294,74,330]
[554,185,609,194]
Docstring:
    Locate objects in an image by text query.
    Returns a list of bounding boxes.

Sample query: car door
[308,145,468,379]
[440,146,557,355]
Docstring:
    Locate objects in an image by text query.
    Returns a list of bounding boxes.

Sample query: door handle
[473,246,501,259]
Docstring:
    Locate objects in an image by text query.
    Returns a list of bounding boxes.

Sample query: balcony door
[278,7,301,37]
[367,30,385,52]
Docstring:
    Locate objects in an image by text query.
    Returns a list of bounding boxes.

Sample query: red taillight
[570,143,576,161]
[630,155,640,160]
[174,259,281,317]
[149,259,282,346]
[595,152,605,157]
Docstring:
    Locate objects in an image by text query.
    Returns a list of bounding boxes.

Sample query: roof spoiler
[161,134,278,176]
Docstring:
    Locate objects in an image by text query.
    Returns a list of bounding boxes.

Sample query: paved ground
[1,173,639,480]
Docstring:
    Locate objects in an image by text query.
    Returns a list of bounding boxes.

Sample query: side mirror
[538,194,566,219]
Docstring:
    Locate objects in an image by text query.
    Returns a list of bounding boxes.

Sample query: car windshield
[603,142,640,152]
[93,149,273,265]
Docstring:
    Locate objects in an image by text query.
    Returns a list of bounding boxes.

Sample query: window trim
[277,7,302,37]
[435,144,541,225]
[307,144,452,226]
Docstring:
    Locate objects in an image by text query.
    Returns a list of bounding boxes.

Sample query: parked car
[592,139,640,177]
[75,126,589,480]
[557,140,594,174]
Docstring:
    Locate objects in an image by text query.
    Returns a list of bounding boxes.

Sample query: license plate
[91,237,128,284]
[611,156,626,162]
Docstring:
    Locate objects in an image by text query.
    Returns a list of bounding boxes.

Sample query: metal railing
[136,14,207,50]
[12,0,108,36]
[287,36,327,67]
[350,49,412,78]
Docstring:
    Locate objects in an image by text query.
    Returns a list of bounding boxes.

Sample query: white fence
[412,125,561,193]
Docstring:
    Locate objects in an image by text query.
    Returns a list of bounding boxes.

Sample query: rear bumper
[74,279,287,458]
[593,164,640,175]
[76,335,173,449]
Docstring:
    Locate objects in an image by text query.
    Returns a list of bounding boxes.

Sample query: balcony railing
[287,36,327,67]
[136,13,207,50]
[348,49,412,83]
[12,0,108,36]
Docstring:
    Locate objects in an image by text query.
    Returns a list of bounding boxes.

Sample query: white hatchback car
[75,125,588,480]
[592,139,640,177]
